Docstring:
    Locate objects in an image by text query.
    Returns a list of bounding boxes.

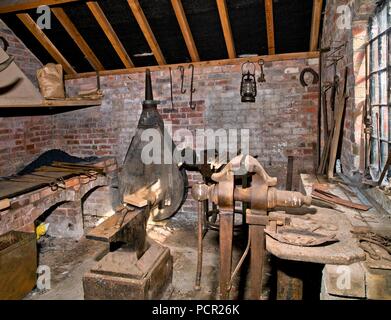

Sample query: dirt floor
[25,217,271,300]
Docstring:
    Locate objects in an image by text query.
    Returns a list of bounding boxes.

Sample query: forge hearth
[0,157,119,239]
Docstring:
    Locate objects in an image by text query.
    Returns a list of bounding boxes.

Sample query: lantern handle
[241,61,256,75]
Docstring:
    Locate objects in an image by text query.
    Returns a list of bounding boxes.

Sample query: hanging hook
[177,65,186,94]
[169,67,174,109]
[188,64,196,110]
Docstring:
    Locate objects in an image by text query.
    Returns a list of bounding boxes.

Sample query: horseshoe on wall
[300,67,319,87]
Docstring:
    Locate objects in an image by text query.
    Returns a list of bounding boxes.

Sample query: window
[367,0,391,183]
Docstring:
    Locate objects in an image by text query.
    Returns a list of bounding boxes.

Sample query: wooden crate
[0,231,37,300]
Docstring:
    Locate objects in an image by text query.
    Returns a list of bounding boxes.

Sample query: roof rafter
[127,0,166,66]
[52,7,104,71]
[171,0,200,62]
[310,0,323,51]
[86,1,134,68]
[216,0,236,59]
[264,0,275,55]
[0,0,80,14]
[17,13,76,74]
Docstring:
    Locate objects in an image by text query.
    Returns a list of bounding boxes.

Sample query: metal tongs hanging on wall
[176,64,196,110]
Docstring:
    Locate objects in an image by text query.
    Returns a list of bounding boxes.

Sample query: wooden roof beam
[264,0,275,55]
[17,13,76,74]
[127,0,166,65]
[86,1,134,68]
[65,51,320,80]
[171,0,200,62]
[0,0,80,14]
[52,7,104,71]
[216,0,236,59]
[310,0,323,51]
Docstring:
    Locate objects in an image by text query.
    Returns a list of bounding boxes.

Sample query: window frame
[366,0,391,183]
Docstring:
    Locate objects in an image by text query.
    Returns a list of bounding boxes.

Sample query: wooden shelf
[0,97,102,108]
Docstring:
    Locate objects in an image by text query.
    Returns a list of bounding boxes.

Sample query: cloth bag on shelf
[37,63,65,99]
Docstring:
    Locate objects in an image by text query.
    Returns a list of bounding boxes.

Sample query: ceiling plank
[52,7,104,71]
[127,0,166,65]
[216,0,236,59]
[86,1,134,68]
[171,0,200,62]
[17,13,76,74]
[310,0,323,51]
[264,0,275,55]
[66,51,320,80]
[0,0,80,14]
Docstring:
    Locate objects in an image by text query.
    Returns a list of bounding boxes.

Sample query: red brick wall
[0,20,53,177]
[320,0,377,177]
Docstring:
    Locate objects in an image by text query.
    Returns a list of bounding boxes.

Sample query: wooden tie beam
[65,51,320,80]
[0,0,80,14]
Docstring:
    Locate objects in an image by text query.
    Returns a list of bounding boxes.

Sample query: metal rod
[377,151,391,185]
[286,156,294,191]
[169,67,174,109]
[195,201,204,290]
[228,230,250,289]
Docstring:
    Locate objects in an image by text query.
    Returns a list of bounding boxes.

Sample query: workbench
[265,174,391,300]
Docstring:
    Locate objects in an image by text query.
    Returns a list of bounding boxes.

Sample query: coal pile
[18,149,98,175]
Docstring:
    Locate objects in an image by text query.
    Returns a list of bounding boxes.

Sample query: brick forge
[0,158,119,239]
